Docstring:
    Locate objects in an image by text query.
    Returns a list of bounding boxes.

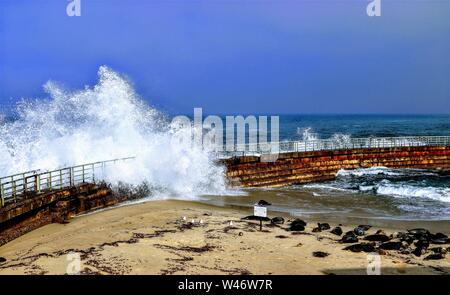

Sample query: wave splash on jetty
[0,66,230,199]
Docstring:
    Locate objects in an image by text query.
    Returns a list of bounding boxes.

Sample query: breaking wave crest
[305,167,450,204]
[0,66,230,199]
[375,180,450,203]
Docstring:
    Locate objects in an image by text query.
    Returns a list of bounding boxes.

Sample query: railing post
[24,173,27,194]
[35,175,39,192]
[70,167,74,186]
[50,173,53,190]
[12,180,17,203]
[0,184,4,208]
[82,165,85,183]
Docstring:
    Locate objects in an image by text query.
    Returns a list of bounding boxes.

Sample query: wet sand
[0,200,449,275]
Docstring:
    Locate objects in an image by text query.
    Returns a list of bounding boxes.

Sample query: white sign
[254,206,267,218]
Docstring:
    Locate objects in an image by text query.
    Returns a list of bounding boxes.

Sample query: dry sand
[0,200,449,275]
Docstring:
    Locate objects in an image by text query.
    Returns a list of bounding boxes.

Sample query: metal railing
[216,136,450,158]
[0,157,135,208]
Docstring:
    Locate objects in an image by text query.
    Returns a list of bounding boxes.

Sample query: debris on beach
[312,251,330,258]
[0,257,6,263]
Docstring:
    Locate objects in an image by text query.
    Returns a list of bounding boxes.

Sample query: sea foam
[0,66,230,199]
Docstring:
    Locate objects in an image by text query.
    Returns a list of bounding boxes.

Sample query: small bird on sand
[182,216,186,221]
[200,219,204,224]
[229,221,234,226]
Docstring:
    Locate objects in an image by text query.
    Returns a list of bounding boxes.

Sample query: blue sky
[0,0,449,114]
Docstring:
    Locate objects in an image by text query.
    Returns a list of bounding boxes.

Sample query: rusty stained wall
[0,183,121,246]
[223,146,450,187]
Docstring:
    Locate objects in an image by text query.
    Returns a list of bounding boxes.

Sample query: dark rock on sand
[431,232,448,239]
[313,251,330,258]
[365,234,391,242]
[292,219,307,227]
[353,227,365,236]
[430,247,447,254]
[415,238,430,249]
[0,257,6,263]
[330,226,343,236]
[379,241,403,250]
[341,231,358,243]
[271,217,285,225]
[343,243,375,253]
[257,200,271,206]
[358,225,372,231]
[413,245,428,257]
[430,238,450,244]
[424,253,446,260]
[408,228,430,235]
[430,233,449,244]
[397,232,414,245]
[407,228,431,240]
[289,219,307,231]
[290,224,305,232]
[318,223,330,231]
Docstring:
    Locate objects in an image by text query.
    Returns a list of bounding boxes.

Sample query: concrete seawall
[223,146,450,187]
[0,183,140,246]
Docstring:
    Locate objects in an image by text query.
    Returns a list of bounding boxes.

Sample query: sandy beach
[0,200,449,275]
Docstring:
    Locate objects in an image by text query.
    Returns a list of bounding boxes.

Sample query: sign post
[253,205,267,231]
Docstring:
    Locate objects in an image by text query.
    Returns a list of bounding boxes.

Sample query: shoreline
[192,199,450,233]
[0,199,449,275]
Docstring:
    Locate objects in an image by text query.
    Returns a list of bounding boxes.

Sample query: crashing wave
[0,66,231,199]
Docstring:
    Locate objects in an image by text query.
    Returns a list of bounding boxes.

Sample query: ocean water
[1,67,449,220]
[198,115,450,221]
